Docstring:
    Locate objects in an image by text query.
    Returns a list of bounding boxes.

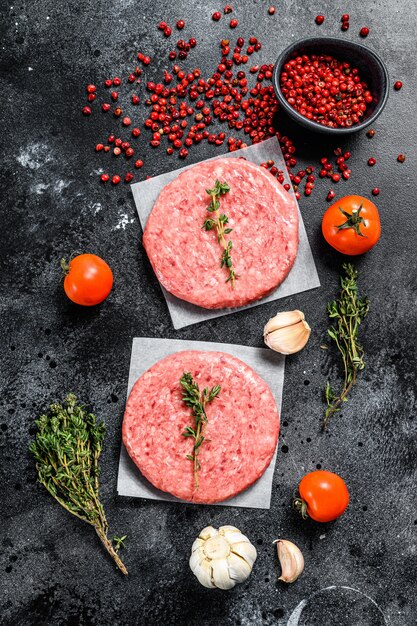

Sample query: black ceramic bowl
[273,37,389,134]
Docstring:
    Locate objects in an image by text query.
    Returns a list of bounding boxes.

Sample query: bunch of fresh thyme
[203,179,239,287]
[29,394,128,575]
[323,263,369,429]
[180,372,221,489]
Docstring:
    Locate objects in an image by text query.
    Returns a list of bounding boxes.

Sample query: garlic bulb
[274,539,304,583]
[264,310,311,355]
[190,525,257,590]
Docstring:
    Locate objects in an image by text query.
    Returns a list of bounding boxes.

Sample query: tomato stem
[292,496,309,519]
[60,258,71,275]
[335,204,368,237]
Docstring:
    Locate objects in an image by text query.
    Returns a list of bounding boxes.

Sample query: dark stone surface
[1,1,416,624]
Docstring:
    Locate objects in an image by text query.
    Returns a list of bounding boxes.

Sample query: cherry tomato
[295,470,349,522]
[62,254,113,306]
[322,195,381,255]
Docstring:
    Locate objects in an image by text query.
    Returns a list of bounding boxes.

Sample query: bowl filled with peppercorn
[273,37,389,134]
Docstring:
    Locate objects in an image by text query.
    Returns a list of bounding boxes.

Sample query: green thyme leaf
[180,373,220,490]
[323,264,369,429]
[29,394,128,575]
[203,179,239,287]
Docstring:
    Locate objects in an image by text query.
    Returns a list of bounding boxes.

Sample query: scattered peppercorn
[86,84,97,93]
[372,187,380,196]
[100,174,109,183]
[315,15,325,25]
[112,175,121,185]
[212,11,221,21]
[394,80,403,91]
[125,173,134,183]
[397,154,406,163]
[176,20,185,29]
[366,129,376,138]
[82,106,92,116]
[360,27,369,37]
[101,103,111,112]
[367,157,376,166]
[268,6,276,15]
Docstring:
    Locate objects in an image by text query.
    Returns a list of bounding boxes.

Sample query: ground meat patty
[143,158,299,309]
[122,350,280,503]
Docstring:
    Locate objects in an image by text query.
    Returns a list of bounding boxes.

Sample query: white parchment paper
[117,337,285,509]
[130,137,320,329]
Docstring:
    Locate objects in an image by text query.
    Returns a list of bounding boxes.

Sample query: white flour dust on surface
[32,183,50,195]
[113,212,135,230]
[53,180,71,193]
[17,143,53,170]
[91,202,102,215]
[31,179,71,196]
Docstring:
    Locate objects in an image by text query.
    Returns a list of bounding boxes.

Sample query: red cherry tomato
[62,254,113,306]
[295,470,349,522]
[322,195,381,255]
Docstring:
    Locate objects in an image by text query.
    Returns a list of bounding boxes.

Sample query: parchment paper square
[117,337,285,509]
[130,137,320,329]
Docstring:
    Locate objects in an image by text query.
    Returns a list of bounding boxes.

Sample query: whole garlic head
[264,310,311,355]
[190,525,257,590]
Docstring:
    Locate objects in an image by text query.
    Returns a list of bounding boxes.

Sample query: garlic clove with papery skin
[274,539,305,583]
[190,525,257,589]
[264,310,311,355]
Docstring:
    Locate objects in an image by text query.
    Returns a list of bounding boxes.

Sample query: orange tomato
[322,195,381,255]
[296,470,349,522]
[62,254,113,306]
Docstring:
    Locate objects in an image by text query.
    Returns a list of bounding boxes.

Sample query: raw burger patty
[143,157,299,309]
[122,350,280,504]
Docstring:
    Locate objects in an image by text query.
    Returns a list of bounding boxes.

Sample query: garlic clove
[221,529,251,545]
[193,559,215,588]
[227,552,252,582]
[275,539,304,583]
[264,310,311,355]
[219,525,240,535]
[231,541,257,567]
[264,310,305,333]
[191,537,204,552]
[199,525,218,540]
[189,546,205,571]
[212,557,236,590]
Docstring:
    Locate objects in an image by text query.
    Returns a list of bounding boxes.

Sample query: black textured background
[1,1,416,625]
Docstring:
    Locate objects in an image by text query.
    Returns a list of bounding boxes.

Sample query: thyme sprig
[180,372,221,490]
[29,394,128,575]
[203,179,239,287]
[113,535,127,552]
[323,263,369,429]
